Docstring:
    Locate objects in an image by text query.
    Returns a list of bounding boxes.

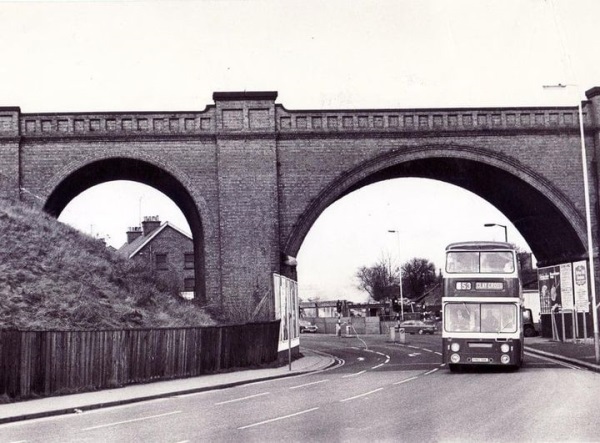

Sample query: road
[2,333,599,442]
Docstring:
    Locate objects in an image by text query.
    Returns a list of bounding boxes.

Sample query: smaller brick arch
[43,155,209,302]
[285,144,586,266]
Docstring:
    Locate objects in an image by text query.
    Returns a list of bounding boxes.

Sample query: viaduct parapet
[2,88,600,313]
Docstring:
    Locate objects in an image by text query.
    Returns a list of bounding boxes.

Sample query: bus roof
[445,241,515,251]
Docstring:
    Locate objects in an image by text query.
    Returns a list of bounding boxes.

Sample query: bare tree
[356,255,399,302]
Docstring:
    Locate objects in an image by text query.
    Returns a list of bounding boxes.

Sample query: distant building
[117,216,195,299]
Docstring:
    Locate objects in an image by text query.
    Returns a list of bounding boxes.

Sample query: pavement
[524,335,600,371]
[1,336,598,426]
[0,348,336,425]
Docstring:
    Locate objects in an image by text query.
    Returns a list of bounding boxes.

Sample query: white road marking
[424,368,439,375]
[423,348,434,353]
[407,345,419,349]
[434,351,442,356]
[357,357,365,361]
[375,352,385,356]
[289,379,329,390]
[385,357,390,363]
[174,391,213,399]
[82,411,182,431]
[525,351,582,370]
[408,353,421,357]
[215,392,270,405]
[340,387,384,403]
[342,370,366,378]
[393,376,419,385]
[371,363,384,369]
[238,407,319,430]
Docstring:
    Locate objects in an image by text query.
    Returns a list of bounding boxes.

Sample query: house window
[155,253,168,270]
[184,253,194,269]
[184,278,195,291]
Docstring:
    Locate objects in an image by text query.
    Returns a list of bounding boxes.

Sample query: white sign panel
[559,263,574,310]
[573,260,590,313]
[273,273,300,352]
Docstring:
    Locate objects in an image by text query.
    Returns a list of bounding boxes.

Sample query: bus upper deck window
[480,252,514,273]
[446,252,479,273]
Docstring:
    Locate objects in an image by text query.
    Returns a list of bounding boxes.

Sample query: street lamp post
[388,229,404,320]
[543,84,600,364]
[484,223,508,242]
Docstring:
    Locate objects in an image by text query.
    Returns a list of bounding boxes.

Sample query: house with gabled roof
[117,215,195,299]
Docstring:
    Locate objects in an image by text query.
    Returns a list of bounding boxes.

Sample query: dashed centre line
[340,388,383,403]
[82,411,182,431]
[393,376,419,385]
[238,407,320,430]
[289,379,329,390]
[215,392,270,405]
[342,370,366,378]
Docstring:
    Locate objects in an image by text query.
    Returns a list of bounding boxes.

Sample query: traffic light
[336,300,342,313]
[392,298,400,312]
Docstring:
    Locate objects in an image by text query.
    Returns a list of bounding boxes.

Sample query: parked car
[299,319,318,333]
[399,320,436,335]
[522,308,538,337]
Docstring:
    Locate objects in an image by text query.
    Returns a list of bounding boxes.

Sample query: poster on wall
[559,263,574,310]
[273,273,300,353]
[573,260,590,313]
[538,265,561,314]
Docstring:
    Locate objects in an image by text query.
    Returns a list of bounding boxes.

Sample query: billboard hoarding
[560,263,574,310]
[538,265,561,314]
[273,273,300,352]
[573,260,590,313]
[538,261,590,314]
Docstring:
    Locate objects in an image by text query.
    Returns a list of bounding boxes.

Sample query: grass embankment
[0,199,215,330]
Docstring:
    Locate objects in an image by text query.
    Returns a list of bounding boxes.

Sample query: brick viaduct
[2,88,600,312]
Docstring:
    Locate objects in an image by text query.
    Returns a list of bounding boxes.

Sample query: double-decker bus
[442,241,524,371]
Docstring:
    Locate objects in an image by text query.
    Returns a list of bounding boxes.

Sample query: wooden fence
[0,320,280,400]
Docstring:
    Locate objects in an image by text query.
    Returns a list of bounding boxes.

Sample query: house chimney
[142,215,161,236]
[126,226,142,244]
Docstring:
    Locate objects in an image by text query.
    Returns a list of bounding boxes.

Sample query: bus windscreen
[446,251,515,274]
[444,303,517,333]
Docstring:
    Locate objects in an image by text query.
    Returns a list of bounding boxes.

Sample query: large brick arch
[4,89,600,315]
[42,154,209,302]
[285,144,586,266]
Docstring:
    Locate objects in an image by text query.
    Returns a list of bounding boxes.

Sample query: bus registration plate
[475,282,503,290]
[471,357,490,363]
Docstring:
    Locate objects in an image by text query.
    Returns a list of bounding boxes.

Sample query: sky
[2,0,600,302]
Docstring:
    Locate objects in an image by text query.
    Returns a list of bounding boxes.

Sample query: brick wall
[0,108,21,199]
[2,90,600,315]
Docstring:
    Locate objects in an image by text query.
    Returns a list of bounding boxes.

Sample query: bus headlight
[500,344,510,353]
[450,343,460,352]
[450,353,461,363]
[500,354,511,364]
